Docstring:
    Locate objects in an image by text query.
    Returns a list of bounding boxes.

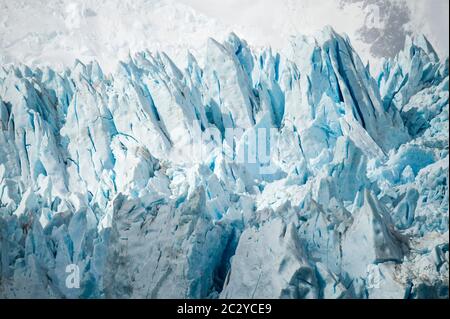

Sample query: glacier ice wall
[0,28,448,299]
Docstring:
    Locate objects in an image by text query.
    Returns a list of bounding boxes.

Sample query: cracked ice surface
[0,28,448,299]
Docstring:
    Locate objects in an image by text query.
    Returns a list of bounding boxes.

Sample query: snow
[0,0,231,73]
[1,0,448,75]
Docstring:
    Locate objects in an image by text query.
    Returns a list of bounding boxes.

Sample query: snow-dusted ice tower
[0,28,448,299]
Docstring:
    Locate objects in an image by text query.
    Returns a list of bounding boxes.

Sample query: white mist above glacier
[0,27,448,299]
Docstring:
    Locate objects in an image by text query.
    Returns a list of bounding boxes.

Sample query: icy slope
[0,28,448,299]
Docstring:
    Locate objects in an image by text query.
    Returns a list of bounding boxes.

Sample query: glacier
[0,27,448,299]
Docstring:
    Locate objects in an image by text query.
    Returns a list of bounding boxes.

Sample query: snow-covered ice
[0,27,448,299]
